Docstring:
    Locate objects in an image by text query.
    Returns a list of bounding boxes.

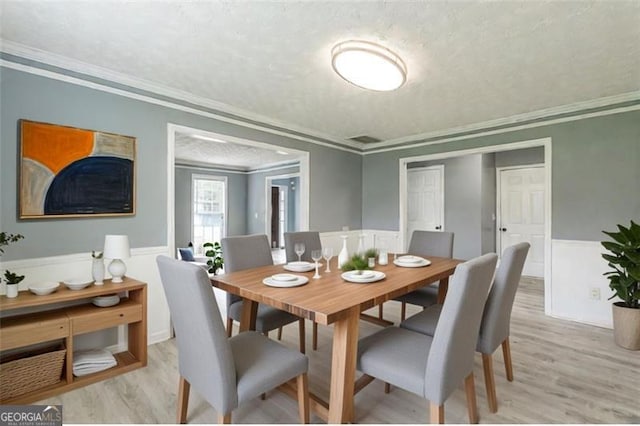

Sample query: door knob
[435,225,442,230]
[500,227,507,232]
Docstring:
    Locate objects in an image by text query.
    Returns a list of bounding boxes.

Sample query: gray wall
[481,153,496,254]
[0,67,362,260]
[174,166,247,250]
[363,110,640,242]
[495,146,544,167]
[408,155,484,259]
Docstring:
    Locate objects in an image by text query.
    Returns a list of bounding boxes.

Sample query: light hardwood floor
[38,278,640,423]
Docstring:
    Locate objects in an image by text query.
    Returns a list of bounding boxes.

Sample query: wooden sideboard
[0,277,147,404]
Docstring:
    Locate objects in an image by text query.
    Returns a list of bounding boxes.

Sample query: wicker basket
[0,343,66,400]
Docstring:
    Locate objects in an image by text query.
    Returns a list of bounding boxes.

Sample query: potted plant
[1,232,25,298]
[341,253,373,273]
[203,241,224,275]
[601,220,640,350]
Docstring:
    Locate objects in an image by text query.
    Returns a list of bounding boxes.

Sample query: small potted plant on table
[203,242,224,275]
[1,232,25,298]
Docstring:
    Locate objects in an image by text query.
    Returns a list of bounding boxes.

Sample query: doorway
[266,174,299,249]
[406,165,445,244]
[497,165,545,277]
[399,137,552,315]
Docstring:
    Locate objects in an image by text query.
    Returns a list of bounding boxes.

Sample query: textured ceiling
[174,133,301,170]
[1,1,639,145]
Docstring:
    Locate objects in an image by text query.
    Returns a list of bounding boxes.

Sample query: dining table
[210,255,461,423]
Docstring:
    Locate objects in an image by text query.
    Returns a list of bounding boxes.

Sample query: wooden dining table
[210,255,461,423]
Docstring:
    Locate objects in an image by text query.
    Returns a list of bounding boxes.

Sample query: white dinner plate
[62,278,93,290]
[283,262,320,272]
[341,270,386,284]
[263,275,309,288]
[271,273,297,282]
[393,258,432,268]
[396,255,423,264]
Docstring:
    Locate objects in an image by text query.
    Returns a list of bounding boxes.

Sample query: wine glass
[294,242,305,263]
[323,247,334,273]
[311,249,322,279]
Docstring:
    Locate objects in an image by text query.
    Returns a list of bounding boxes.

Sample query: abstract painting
[20,120,136,218]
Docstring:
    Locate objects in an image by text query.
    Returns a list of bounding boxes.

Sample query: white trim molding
[2,45,639,157]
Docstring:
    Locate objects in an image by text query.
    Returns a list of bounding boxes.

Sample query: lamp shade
[103,235,131,259]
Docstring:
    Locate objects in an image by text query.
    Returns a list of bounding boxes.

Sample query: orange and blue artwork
[20,120,136,218]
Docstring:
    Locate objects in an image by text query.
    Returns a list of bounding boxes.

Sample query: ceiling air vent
[348,135,382,144]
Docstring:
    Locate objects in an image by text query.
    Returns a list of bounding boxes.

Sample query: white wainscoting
[550,239,612,328]
[0,246,173,346]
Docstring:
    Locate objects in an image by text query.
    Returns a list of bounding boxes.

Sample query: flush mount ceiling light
[331,40,407,91]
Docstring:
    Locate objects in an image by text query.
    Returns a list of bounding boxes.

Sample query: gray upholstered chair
[401,242,530,413]
[283,231,322,350]
[357,253,497,424]
[156,256,309,424]
[222,234,306,353]
[384,230,455,321]
[284,231,322,263]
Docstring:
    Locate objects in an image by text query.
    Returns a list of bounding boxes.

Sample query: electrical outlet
[589,288,601,300]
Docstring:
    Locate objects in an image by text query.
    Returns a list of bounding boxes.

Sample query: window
[192,175,226,254]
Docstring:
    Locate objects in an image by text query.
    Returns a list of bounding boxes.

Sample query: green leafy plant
[601,220,640,309]
[204,242,224,275]
[364,248,379,259]
[341,254,371,273]
[1,232,25,286]
[0,232,24,255]
[3,270,25,285]
[91,250,103,259]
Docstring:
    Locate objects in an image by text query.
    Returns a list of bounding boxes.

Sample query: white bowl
[29,281,60,296]
[92,294,121,307]
[63,278,93,291]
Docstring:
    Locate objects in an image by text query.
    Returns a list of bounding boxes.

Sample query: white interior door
[498,166,545,277]
[406,166,444,244]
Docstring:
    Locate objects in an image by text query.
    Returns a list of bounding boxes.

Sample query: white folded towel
[73,349,117,376]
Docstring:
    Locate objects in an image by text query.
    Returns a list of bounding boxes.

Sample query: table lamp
[103,235,131,283]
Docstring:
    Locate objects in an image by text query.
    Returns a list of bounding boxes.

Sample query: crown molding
[0,40,363,151]
[364,102,640,155]
[2,40,638,157]
[363,91,640,151]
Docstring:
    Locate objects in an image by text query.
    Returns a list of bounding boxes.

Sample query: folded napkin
[73,348,117,376]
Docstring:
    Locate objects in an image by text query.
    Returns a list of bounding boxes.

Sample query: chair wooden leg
[482,353,498,413]
[378,303,384,320]
[429,402,444,424]
[278,326,283,340]
[298,319,306,354]
[384,382,391,394]
[401,302,407,322]
[217,413,231,424]
[312,322,318,351]
[177,376,190,424]
[297,373,310,424]
[464,373,479,424]
[502,337,514,381]
[226,317,233,338]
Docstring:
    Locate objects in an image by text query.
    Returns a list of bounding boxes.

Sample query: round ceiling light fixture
[331,40,407,91]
